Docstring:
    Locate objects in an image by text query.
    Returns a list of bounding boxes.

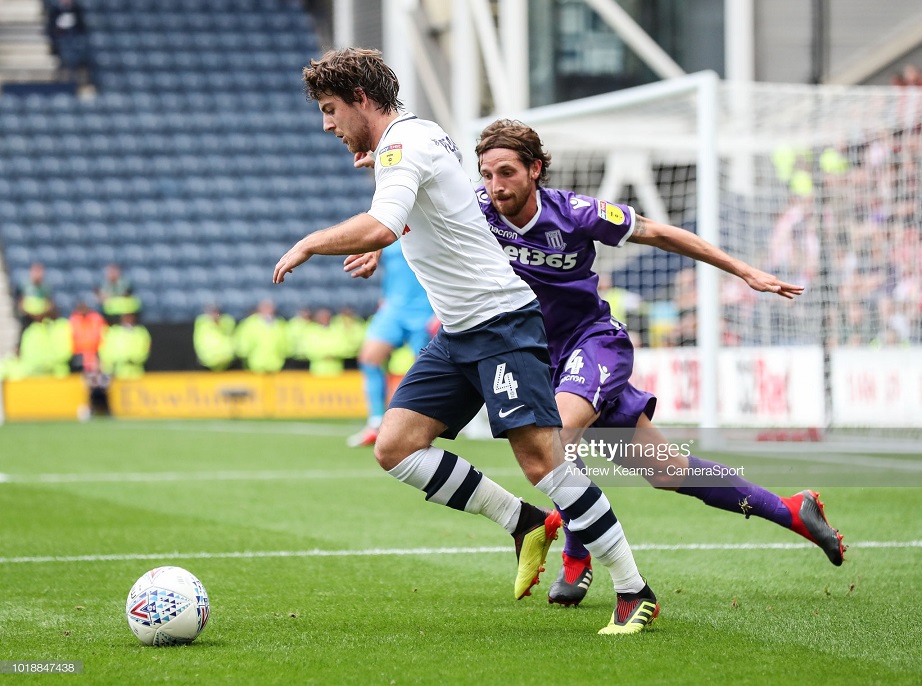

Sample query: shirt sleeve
[567,191,636,247]
[367,182,419,238]
[367,140,426,238]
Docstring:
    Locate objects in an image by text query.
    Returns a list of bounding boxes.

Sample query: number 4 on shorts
[493,363,519,400]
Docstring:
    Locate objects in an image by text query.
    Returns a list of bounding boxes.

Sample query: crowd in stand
[608,67,922,350]
[193,299,375,375]
[0,261,407,384]
[2,261,148,384]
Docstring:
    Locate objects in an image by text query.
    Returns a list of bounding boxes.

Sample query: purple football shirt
[477,186,635,366]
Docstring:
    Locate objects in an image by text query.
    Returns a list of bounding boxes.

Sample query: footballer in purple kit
[475,119,846,606]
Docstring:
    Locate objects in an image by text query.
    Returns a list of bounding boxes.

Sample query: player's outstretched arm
[273,214,396,284]
[627,215,804,299]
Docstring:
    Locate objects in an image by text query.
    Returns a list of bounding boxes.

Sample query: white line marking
[0,468,526,484]
[108,421,355,437]
[1,541,918,565]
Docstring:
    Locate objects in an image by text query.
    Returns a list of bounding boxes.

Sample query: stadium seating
[0,0,377,323]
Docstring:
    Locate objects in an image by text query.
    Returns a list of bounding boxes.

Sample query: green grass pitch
[1,419,920,684]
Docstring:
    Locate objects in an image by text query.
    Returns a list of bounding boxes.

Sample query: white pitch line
[1,541,919,565]
[0,467,526,484]
[108,420,356,437]
[0,470,386,484]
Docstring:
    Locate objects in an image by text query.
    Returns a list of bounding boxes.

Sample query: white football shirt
[366,113,536,332]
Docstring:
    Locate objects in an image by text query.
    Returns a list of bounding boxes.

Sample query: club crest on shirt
[544,230,566,251]
[598,201,625,225]
[379,144,403,167]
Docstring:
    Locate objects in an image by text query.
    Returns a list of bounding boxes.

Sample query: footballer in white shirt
[273,47,658,635]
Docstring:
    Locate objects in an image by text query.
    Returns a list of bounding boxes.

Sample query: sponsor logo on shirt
[489,224,519,240]
[560,374,587,385]
[502,244,578,270]
[598,200,625,225]
[432,135,459,154]
[379,144,403,167]
[570,197,592,210]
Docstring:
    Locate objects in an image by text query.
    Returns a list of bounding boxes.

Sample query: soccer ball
[125,566,210,646]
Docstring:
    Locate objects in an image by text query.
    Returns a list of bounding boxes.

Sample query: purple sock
[555,454,591,559]
[556,509,591,559]
[677,455,792,527]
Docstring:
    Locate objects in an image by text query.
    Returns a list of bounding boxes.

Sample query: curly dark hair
[302,47,403,114]
[475,119,551,186]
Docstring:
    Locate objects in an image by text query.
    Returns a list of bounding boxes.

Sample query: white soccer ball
[125,566,210,646]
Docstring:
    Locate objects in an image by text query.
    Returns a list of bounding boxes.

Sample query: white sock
[599,535,644,594]
[536,462,644,594]
[387,446,521,533]
[466,483,522,534]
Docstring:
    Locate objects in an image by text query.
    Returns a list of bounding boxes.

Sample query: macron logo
[402,225,411,235]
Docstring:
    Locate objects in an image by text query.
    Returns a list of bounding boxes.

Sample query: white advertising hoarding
[831,348,922,427]
[631,346,825,427]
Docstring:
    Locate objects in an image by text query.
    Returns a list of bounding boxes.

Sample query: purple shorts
[553,326,656,429]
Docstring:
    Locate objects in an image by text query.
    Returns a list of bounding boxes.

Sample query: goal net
[471,74,922,433]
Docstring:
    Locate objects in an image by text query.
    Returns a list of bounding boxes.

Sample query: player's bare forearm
[273,214,396,284]
[628,215,804,299]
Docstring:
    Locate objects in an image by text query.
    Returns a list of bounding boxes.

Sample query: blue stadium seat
[0,222,27,243]
[0,200,20,222]
[68,267,97,291]
[91,244,119,268]
[208,243,235,266]
[83,222,112,243]
[147,243,178,264]
[154,289,188,321]
[35,244,63,267]
[4,245,32,271]
[56,222,85,244]
[120,243,148,266]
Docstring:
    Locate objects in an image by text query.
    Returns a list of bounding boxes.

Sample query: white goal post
[468,72,922,434]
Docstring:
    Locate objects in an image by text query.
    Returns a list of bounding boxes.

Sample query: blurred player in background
[14,262,53,331]
[275,48,659,635]
[347,241,435,448]
[475,119,846,606]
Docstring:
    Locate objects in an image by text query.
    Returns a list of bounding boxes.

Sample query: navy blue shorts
[388,300,562,439]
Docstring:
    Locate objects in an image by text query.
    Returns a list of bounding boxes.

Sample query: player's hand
[743,268,804,299]
[273,240,313,284]
[354,151,375,169]
[343,250,380,279]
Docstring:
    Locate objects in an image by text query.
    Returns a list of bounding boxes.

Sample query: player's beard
[344,119,374,155]
[491,192,529,220]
